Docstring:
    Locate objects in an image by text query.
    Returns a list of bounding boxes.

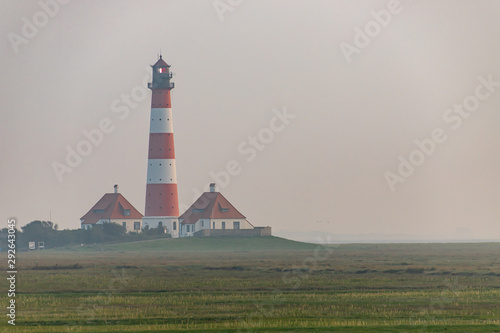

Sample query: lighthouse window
[173,222,177,230]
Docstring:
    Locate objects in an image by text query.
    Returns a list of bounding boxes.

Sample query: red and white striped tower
[143,55,179,237]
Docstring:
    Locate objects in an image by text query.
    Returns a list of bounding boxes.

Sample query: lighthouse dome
[153,55,170,68]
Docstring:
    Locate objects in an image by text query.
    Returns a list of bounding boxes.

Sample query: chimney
[209,183,216,193]
[114,184,119,194]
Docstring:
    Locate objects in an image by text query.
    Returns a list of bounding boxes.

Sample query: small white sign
[29,242,35,250]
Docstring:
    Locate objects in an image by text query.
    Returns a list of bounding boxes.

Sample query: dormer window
[218,203,229,212]
[123,209,131,216]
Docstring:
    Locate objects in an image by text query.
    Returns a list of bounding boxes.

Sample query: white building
[80,185,143,232]
[179,183,255,237]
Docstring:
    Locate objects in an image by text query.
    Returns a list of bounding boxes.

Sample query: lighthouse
[143,55,180,237]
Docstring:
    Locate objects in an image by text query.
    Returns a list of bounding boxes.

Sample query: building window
[213,221,215,229]
[202,220,204,227]
[122,222,127,228]
[123,209,130,216]
[158,221,163,228]
[222,222,226,230]
[233,221,240,230]
[134,222,140,230]
[173,221,177,230]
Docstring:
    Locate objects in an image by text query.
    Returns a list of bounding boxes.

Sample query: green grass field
[1,237,500,332]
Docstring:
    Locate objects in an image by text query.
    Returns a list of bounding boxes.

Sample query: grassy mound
[101,236,317,252]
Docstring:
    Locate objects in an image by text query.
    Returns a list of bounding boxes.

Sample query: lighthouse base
[142,216,179,238]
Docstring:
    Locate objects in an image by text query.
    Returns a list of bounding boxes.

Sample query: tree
[101,222,126,237]
[20,221,59,248]
[21,220,58,234]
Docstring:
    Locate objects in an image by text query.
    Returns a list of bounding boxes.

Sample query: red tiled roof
[179,192,246,225]
[80,193,143,225]
[153,55,170,68]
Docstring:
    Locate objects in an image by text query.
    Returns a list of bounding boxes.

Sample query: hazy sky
[1,0,500,240]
